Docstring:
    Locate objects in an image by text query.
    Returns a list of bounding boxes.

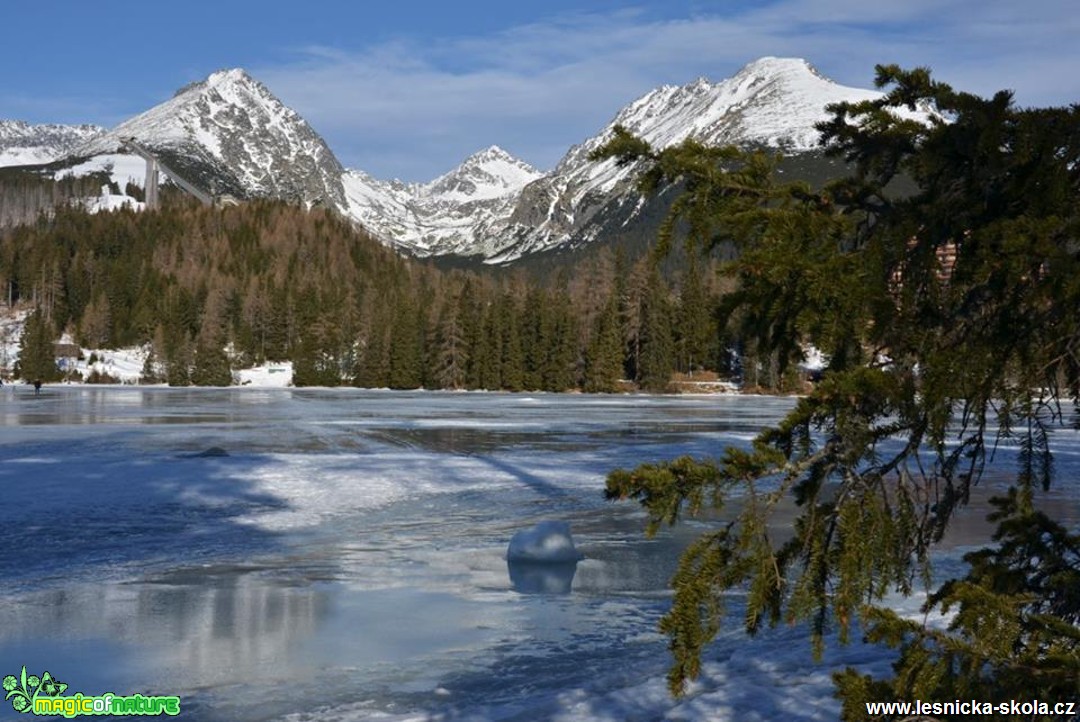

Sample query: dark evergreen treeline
[1,201,735,390]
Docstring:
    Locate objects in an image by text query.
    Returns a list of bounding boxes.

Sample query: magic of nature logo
[3,666,180,717]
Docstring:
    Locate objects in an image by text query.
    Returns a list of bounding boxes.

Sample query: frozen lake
[2,387,1078,721]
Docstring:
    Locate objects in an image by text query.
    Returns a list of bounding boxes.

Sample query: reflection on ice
[507,559,579,594]
[0,567,329,695]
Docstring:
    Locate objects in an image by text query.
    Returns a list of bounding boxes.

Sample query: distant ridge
[0,120,105,167]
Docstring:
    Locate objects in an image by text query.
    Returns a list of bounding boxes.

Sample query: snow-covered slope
[0,120,104,167]
[343,146,542,256]
[72,69,346,207]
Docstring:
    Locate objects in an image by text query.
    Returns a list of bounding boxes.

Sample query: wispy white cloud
[254,2,1080,180]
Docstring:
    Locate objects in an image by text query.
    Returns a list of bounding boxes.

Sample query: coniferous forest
[0,200,754,391]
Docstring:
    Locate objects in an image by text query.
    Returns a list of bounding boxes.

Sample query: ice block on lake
[506,521,583,563]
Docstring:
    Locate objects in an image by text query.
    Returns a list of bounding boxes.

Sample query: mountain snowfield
[1,57,924,262]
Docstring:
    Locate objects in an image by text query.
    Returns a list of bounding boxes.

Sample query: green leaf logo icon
[4,666,66,714]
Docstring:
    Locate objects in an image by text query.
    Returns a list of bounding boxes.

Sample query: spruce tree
[520,287,546,390]
[354,325,389,388]
[433,296,468,389]
[165,332,192,387]
[264,284,292,361]
[468,303,499,390]
[139,326,167,384]
[637,267,675,392]
[388,297,424,389]
[192,336,232,386]
[835,485,1080,720]
[675,256,712,375]
[541,290,579,391]
[595,66,1080,701]
[292,331,340,387]
[191,290,233,386]
[499,293,526,392]
[584,295,623,393]
[16,308,60,382]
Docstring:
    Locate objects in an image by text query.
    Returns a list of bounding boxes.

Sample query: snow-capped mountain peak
[72,68,346,206]
[465,145,518,163]
[735,55,819,79]
[423,145,542,203]
[206,67,253,88]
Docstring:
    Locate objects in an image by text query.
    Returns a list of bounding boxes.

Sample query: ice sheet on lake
[2,388,1079,721]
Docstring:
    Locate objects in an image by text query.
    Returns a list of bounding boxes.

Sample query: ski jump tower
[120,137,226,209]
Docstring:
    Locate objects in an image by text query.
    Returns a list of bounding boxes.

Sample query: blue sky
[3,1,1077,180]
